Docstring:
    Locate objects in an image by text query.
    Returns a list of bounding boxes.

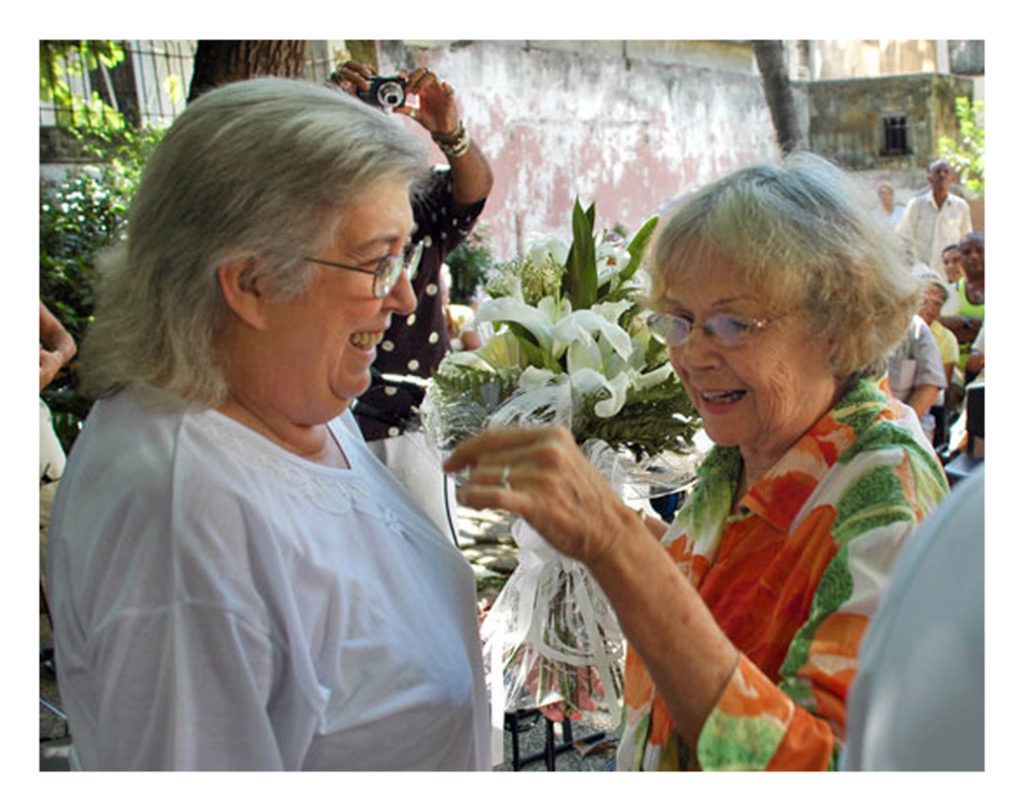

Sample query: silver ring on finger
[500,464,512,490]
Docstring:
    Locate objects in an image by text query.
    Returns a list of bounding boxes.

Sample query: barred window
[881,114,911,156]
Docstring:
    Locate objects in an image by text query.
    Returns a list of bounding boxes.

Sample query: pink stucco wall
[379,41,780,260]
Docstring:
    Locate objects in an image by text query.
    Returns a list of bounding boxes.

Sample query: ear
[217,257,271,330]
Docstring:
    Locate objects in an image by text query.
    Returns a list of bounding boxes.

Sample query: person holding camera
[332,61,493,546]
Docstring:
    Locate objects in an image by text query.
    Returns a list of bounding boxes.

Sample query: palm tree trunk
[753,40,805,155]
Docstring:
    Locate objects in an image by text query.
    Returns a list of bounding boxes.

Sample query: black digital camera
[356,76,407,110]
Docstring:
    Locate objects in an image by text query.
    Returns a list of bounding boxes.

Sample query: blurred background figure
[843,468,983,771]
[941,242,965,286]
[875,181,904,227]
[39,301,77,568]
[896,159,973,277]
[441,264,483,352]
[913,265,960,448]
[941,231,985,371]
[882,310,946,445]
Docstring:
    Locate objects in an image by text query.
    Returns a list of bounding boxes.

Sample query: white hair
[650,152,922,380]
[80,77,429,405]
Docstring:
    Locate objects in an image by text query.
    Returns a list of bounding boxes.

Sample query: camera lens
[376,80,404,109]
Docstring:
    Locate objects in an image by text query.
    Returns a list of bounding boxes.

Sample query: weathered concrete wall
[810,40,941,79]
[806,73,975,172]
[377,40,778,260]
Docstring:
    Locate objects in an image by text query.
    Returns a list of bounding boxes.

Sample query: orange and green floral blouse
[617,378,949,770]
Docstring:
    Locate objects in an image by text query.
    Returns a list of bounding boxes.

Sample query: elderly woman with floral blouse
[445,152,949,770]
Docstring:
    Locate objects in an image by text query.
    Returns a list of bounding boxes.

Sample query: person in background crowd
[881,311,946,445]
[46,78,490,770]
[941,242,964,286]
[915,266,959,390]
[842,468,983,771]
[965,321,985,381]
[445,153,948,771]
[333,60,493,545]
[441,264,483,352]
[896,159,973,277]
[948,318,985,458]
[941,231,985,365]
[39,302,77,569]
[875,181,904,227]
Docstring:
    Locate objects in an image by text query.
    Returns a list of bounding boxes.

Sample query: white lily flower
[595,240,632,285]
[564,330,603,377]
[551,309,633,361]
[475,296,557,354]
[633,362,676,390]
[570,368,632,418]
[439,351,496,373]
[518,366,559,388]
[591,299,634,328]
[526,235,569,267]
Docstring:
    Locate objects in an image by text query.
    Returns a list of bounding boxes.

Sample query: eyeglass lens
[649,313,756,347]
[375,242,423,297]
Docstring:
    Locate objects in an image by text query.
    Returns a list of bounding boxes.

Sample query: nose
[669,325,719,371]
[384,267,417,316]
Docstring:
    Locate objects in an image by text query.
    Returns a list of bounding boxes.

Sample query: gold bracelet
[431,120,470,159]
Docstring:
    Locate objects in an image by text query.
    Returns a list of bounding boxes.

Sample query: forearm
[939,316,981,344]
[588,508,739,747]
[447,140,493,207]
[907,384,939,418]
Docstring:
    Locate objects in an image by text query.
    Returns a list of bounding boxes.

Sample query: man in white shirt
[896,159,973,276]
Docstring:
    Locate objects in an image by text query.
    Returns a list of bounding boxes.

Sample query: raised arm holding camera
[331,60,493,544]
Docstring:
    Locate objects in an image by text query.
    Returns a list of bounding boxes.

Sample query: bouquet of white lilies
[422,200,702,748]
[425,200,700,469]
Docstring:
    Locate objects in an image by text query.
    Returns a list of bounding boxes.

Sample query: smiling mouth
[700,388,746,404]
[349,331,384,349]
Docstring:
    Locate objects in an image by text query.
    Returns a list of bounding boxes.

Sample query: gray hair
[649,152,921,380]
[80,77,429,405]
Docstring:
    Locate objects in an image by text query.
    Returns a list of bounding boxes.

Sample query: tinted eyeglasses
[301,241,424,298]
[647,310,786,348]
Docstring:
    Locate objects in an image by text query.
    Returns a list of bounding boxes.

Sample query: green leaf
[618,214,659,283]
[564,198,598,309]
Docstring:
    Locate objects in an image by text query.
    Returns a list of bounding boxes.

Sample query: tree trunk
[753,40,805,155]
[187,40,307,102]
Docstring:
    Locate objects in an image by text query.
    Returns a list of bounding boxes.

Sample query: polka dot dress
[354,169,486,442]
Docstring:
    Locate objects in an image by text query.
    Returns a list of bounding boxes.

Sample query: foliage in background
[939,96,985,197]
[445,225,494,304]
[40,41,128,131]
[40,122,165,450]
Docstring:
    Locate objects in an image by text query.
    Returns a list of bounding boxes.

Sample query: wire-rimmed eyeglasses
[301,241,424,298]
[647,310,788,349]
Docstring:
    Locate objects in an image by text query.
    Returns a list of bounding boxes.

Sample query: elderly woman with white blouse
[46,78,489,770]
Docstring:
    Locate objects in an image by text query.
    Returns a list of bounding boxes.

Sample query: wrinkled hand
[443,426,640,567]
[330,60,459,136]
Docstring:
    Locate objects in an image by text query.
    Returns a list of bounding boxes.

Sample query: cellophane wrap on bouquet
[421,200,703,744]
[476,439,656,732]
